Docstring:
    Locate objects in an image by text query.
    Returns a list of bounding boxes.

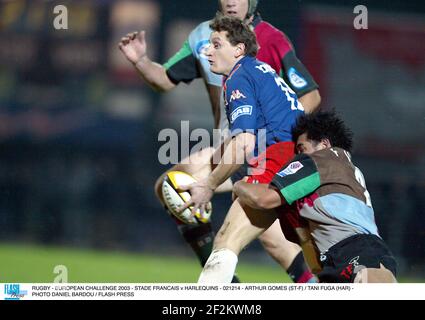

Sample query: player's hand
[118,31,147,65]
[177,180,215,217]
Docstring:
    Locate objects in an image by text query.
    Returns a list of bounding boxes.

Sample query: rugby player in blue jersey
[176,14,310,282]
[119,0,319,283]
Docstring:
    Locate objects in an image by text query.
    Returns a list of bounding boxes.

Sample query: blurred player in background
[224,111,398,283]
[119,0,320,283]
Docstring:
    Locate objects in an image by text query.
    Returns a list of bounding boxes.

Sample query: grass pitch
[0,243,422,283]
[0,243,291,283]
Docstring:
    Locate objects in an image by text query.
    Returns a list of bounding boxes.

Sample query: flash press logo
[4,284,28,300]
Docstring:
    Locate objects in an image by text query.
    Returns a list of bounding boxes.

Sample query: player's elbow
[313,90,322,110]
[154,87,168,93]
[300,89,321,114]
[152,81,175,93]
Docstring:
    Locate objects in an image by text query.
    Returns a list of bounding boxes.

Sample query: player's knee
[258,235,277,251]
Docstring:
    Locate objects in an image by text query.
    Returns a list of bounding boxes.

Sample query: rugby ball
[162,171,212,225]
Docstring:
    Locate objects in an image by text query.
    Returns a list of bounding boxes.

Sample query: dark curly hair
[292,111,354,153]
[210,13,258,57]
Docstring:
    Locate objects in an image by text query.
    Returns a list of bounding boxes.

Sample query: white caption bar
[1,283,424,300]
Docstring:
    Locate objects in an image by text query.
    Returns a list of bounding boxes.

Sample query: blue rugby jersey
[223,56,304,150]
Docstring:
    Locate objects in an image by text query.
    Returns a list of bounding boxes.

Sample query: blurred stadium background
[0,0,424,283]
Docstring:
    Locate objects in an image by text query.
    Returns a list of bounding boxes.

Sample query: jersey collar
[251,13,262,28]
[225,56,252,81]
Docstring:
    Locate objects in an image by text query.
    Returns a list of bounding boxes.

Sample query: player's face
[296,133,330,155]
[206,31,241,75]
[220,0,249,20]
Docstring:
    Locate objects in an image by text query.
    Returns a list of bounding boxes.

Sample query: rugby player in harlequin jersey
[233,111,398,283]
[253,16,318,102]
[119,0,319,283]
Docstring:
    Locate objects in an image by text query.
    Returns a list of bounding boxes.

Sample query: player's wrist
[133,54,148,67]
[206,176,219,192]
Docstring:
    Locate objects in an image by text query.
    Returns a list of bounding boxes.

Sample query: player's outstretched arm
[118,31,175,92]
[233,181,284,210]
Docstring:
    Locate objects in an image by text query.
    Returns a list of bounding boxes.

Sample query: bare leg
[258,220,302,270]
[213,199,278,254]
[198,199,277,283]
[154,147,313,282]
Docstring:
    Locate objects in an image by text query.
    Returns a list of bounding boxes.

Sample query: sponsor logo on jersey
[277,161,304,177]
[255,63,276,75]
[288,67,308,89]
[230,105,252,124]
[349,256,360,267]
[195,39,210,59]
[229,90,246,102]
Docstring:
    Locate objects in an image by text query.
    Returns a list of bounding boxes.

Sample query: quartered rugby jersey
[164,20,221,87]
[223,56,304,148]
[163,15,318,94]
[271,147,379,253]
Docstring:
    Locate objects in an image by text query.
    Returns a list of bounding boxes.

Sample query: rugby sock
[198,248,238,283]
[172,215,241,283]
[287,251,318,283]
[177,221,215,267]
